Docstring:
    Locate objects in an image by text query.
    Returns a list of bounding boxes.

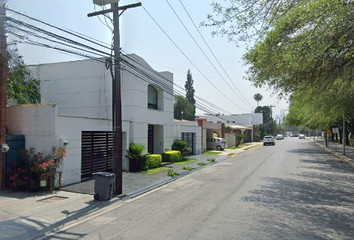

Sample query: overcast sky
[7,0,289,117]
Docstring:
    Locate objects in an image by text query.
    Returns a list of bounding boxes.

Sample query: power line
[6,9,252,125]
[121,53,252,124]
[177,0,254,109]
[5,7,111,51]
[166,0,254,110]
[138,2,250,112]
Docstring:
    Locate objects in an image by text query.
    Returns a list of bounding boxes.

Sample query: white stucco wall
[174,120,202,154]
[7,105,57,152]
[199,113,263,126]
[20,54,175,185]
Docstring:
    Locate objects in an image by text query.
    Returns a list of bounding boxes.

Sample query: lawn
[145,167,170,175]
[203,151,222,155]
[226,143,252,150]
[173,159,196,165]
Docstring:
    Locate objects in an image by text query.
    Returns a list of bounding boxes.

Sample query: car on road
[299,134,305,139]
[276,134,284,140]
[263,136,275,146]
[207,137,227,150]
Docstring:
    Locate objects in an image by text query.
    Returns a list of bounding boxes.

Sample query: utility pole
[0,2,7,190]
[88,1,141,195]
[269,105,275,135]
[343,112,345,156]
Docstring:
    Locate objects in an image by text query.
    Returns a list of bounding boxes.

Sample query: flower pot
[40,179,47,187]
[129,159,140,172]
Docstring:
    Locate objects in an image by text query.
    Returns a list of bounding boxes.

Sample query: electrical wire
[166,0,254,110]
[6,9,254,125]
[177,0,254,109]
[139,1,251,112]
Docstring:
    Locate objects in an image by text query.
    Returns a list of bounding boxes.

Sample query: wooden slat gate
[81,131,113,179]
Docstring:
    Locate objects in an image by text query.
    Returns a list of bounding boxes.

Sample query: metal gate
[5,135,25,188]
[81,131,113,179]
[182,132,194,155]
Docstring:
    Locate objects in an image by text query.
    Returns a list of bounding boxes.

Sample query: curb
[312,140,354,166]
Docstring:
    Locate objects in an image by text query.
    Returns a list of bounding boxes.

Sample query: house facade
[7,54,201,186]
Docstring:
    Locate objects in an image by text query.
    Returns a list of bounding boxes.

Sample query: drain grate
[37,196,69,203]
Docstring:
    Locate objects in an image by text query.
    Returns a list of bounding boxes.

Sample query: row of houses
[6,54,262,187]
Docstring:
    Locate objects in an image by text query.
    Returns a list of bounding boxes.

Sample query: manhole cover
[37,196,69,203]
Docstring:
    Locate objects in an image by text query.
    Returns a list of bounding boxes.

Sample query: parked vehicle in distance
[291,132,299,137]
[263,136,275,146]
[207,137,227,150]
[299,134,305,139]
[276,134,284,140]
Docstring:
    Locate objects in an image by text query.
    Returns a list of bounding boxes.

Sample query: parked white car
[207,137,227,150]
[276,134,284,140]
[263,136,275,146]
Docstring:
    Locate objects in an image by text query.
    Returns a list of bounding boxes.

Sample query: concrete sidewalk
[0,142,261,240]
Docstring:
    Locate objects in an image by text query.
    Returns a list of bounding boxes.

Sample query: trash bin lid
[92,171,115,178]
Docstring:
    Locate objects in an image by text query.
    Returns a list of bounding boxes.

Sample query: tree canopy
[174,96,195,121]
[206,0,354,137]
[7,50,40,105]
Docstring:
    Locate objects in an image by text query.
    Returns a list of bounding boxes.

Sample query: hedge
[162,150,183,163]
[142,154,162,171]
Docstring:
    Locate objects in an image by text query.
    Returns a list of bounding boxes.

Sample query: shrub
[167,169,179,177]
[183,166,193,171]
[125,143,146,172]
[207,158,215,162]
[142,154,162,171]
[235,133,244,147]
[125,143,146,161]
[162,150,183,162]
[9,146,66,191]
[172,139,191,156]
[197,162,206,166]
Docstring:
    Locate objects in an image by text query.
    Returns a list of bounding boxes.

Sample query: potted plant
[125,143,146,172]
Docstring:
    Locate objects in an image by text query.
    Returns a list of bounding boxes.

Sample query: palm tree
[253,93,263,107]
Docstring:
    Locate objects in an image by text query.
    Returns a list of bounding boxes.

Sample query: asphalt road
[44,137,354,240]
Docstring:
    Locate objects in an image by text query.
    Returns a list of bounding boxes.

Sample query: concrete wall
[7,105,131,186]
[7,105,57,152]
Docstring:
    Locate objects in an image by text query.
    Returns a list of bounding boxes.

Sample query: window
[148,85,158,110]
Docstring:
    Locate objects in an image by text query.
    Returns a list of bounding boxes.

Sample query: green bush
[172,139,191,156]
[167,169,179,177]
[162,150,183,162]
[142,154,162,171]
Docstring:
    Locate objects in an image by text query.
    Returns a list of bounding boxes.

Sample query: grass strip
[173,159,196,165]
[145,167,170,175]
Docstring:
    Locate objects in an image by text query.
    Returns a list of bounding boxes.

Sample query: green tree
[7,50,40,104]
[174,96,195,121]
[185,69,195,105]
[253,93,263,107]
[205,0,354,143]
[184,69,196,120]
[255,106,274,137]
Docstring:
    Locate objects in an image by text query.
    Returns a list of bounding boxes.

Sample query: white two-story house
[7,54,186,185]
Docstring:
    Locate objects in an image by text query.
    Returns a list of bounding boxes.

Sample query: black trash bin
[92,172,115,201]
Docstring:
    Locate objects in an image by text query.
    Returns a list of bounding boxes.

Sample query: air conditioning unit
[93,0,118,6]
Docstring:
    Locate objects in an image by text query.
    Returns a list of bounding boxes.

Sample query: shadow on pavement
[241,143,354,240]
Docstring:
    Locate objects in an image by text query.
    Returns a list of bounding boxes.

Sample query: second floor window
[148,85,158,110]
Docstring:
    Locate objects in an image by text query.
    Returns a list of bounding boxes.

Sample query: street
[44,138,354,240]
